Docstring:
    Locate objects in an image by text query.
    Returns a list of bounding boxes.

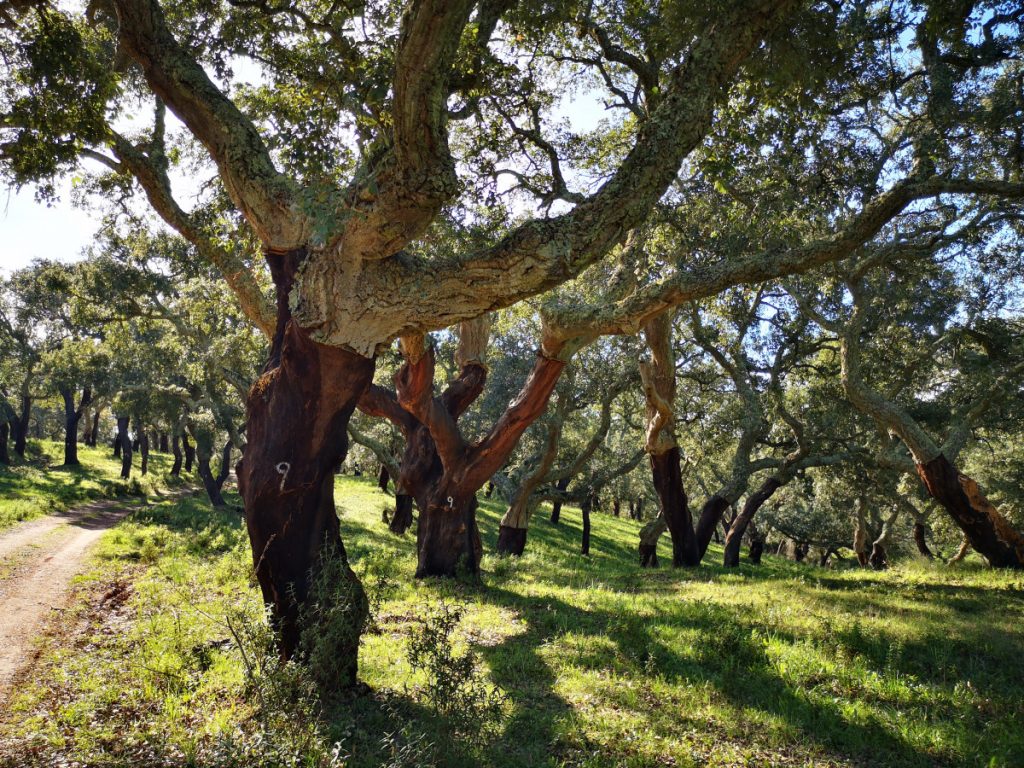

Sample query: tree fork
[723,477,782,567]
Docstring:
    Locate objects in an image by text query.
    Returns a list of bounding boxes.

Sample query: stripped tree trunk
[236,250,371,679]
[723,477,782,567]
[916,456,1024,568]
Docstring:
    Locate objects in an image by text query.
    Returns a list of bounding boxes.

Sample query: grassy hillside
[0,441,175,531]
[2,476,1022,767]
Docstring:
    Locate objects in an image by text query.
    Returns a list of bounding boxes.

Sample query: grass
[0,440,175,530]
[2,475,1023,767]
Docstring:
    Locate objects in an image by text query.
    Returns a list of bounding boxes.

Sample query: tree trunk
[170,433,183,476]
[496,524,528,556]
[13,392,30,457]
[949,536,971,564]
[581,494,592,556]
[484,481,494,498]
[916,455,1024,568]
[794,542,809,562]
[88,408,101,447]
[0,421,9,465]
[723,477,782,567]
[183,433,195,473]
[497,493,532,556]
[549,477,569,524]
[612,498,620,517]
[216,439,232,491]
[138,426,150,476]
[694,495,729,560]
[416,492,483,577]
[377,463,390,494]
[159,432,169,452]
[650,448,699,567]
[116,416,132,479]
[635,496,644,521]
[748,523,765,564]
[60,387,82,467]
[868,507,899,570]
[237,251,373,681]
[913,521,933,559]
[390,493,414,535]
[197,452,226,507]
[113,433,122,457]
[639,516,662,567]
[853,497,870,566]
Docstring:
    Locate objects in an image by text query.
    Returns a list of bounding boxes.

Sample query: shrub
[406,600,506,739]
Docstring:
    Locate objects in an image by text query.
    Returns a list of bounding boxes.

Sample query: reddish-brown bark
[650,448,698,566]
[915,455,1024,568]
[362,340,564,577]
[237,251,374,678]
[723,476,783,567]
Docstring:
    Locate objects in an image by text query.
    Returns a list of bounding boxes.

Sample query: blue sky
[0,180,100,273]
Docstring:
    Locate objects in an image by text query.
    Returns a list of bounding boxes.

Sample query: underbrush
[2,477,1022,767]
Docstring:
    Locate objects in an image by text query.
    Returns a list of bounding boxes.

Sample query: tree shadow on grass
[473,584,964,768]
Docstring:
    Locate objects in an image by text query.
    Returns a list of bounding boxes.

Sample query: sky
[0,180,101,273]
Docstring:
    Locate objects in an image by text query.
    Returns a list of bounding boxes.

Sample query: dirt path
[0,499,139,702]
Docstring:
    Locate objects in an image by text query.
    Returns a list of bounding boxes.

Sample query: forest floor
[0,444,184,705]
[0,498,139,700]
[0,441,172,531]
[0,469,1022,767]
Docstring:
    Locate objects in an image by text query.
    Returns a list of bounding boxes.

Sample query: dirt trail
[0,499,138,702]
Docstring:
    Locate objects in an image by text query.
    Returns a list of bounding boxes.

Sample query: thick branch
[112,0,305,249]
[543,176,1024,347]
[109,134,275,337]
[462,350,567,488]
[329,0,474,259]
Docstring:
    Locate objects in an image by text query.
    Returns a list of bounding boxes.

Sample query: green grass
[2,476,1023,767]
[0,440,175,530]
